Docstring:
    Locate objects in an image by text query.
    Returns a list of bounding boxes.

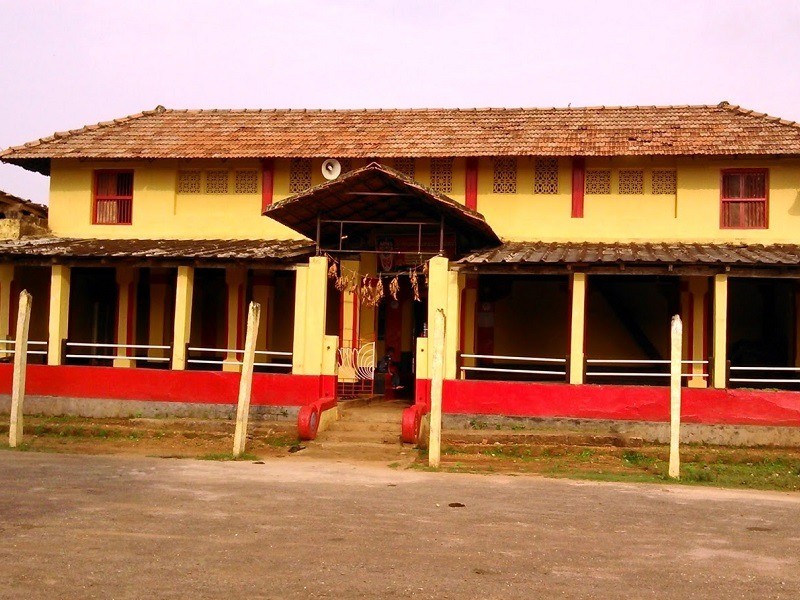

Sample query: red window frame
[93,170,134,225]
[720,168,768,229]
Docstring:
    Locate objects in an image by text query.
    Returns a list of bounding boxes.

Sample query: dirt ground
[1,451,799,599]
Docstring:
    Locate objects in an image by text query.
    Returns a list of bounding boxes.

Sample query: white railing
[186,346,292,369]
[586,359,709,381]
[64,341,172,363]
[729,365,800,385]
[0,339,48,356]
[459,353,567,379]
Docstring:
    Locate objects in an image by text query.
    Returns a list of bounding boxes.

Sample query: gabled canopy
[263,163,500,256]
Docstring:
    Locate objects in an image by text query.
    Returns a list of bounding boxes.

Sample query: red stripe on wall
[571,157,585,218]
[465,157,478,210]
[261,158,275,211]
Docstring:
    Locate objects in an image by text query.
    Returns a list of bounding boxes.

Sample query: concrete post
[569,273,587,384]
[113,267,138,368]
[712,274,728,389]
[233,301,260,457]
[47,265,71,366]
[669,314,683,479]
[428,308,446,468]
[9,290,31,448]
[171,266,194,370]
[0,265,14,359]
[223,268,247,372]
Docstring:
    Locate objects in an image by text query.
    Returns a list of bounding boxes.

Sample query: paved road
[1,453,799,599]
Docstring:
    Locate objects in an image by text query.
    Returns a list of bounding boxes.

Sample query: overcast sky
[1,0,799,204]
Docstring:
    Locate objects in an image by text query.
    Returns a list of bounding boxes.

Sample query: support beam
[113,267,138,368]
[47,265,70,366]
[171,266,194,370]
[426,256,461,379]
[223,268,247,372]
[569,272,587,384]
[0,265,14,358]
[251,272,275,352]
[147,270,170,360]
[684,276,710,388]
[712,274,728,389]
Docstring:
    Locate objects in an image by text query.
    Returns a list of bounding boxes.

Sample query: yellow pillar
[291,256,328,375]
[147,270,170,360]
[461,276,478,377]
[251,271,275,352]
[171,266,194,370]
[223,268,247,372]
[47,265,71,366]
[426,256,462,379]
[685,276,709,388]
[712,274,728,389]
[113,267,138,368]
[569,272,587,384]
[0,265,14,358]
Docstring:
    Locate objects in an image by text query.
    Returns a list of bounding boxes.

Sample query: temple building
[2,102,800,440]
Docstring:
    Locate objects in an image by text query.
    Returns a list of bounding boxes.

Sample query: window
[721,169,768,229]
[289,158,312,193]
[234,170,258,194]
[493,157,517,194]
[585,170,611,194]
[205,170,229,194]
[430,158,453,193]
[394,158,415,179]
[618,170,644,195]
[93,170,133,225]
[177,170,201,194]
[652,170,677,195]
[534,158,559,194]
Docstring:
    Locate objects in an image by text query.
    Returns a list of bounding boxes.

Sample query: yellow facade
[47,156,800,245]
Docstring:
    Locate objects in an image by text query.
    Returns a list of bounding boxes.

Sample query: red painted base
[0,364,333,407]
[438,379,800,427]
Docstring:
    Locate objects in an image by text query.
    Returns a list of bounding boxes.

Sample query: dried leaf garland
[328,261,338,279]
[389,276,400,301]
[410,269,420,302]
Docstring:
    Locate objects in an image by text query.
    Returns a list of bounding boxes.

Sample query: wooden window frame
[92,169,133,225]
[720,168,769,230]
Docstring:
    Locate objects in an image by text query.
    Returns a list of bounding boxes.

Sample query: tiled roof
[3,102,800,174]
[0,237,313,263]
[0,190,48,218]
[264,162,500,253]
[460,241,800,267]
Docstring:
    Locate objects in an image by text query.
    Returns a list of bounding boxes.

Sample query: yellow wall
[48,156,800,244]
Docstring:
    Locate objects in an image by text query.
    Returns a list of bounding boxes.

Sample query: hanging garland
[324,253,429,307]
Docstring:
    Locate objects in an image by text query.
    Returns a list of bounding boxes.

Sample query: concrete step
[338,408,406,424]
[299,440,415,462]
[321,430,402,444]
[328,420,400,434]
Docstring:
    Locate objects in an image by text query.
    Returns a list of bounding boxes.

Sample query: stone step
[328,420,400,434]
[321,430,402,444]
[299,440,415,462]
[338,408,406,424]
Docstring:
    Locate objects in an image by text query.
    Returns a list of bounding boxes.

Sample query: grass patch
[198,452,260,461]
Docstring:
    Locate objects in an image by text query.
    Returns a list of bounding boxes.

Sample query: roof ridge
[0,107,164,158]
[717,101,799,128]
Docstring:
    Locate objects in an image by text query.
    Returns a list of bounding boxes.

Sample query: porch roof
[459,241,800,275]
[0,237,314,266]
[263,162,500,255]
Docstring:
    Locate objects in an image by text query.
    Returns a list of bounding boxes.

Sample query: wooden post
[668,314,683,479]
[428,308,446,468]
[233,301,261,457]
[9,290,32,448]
